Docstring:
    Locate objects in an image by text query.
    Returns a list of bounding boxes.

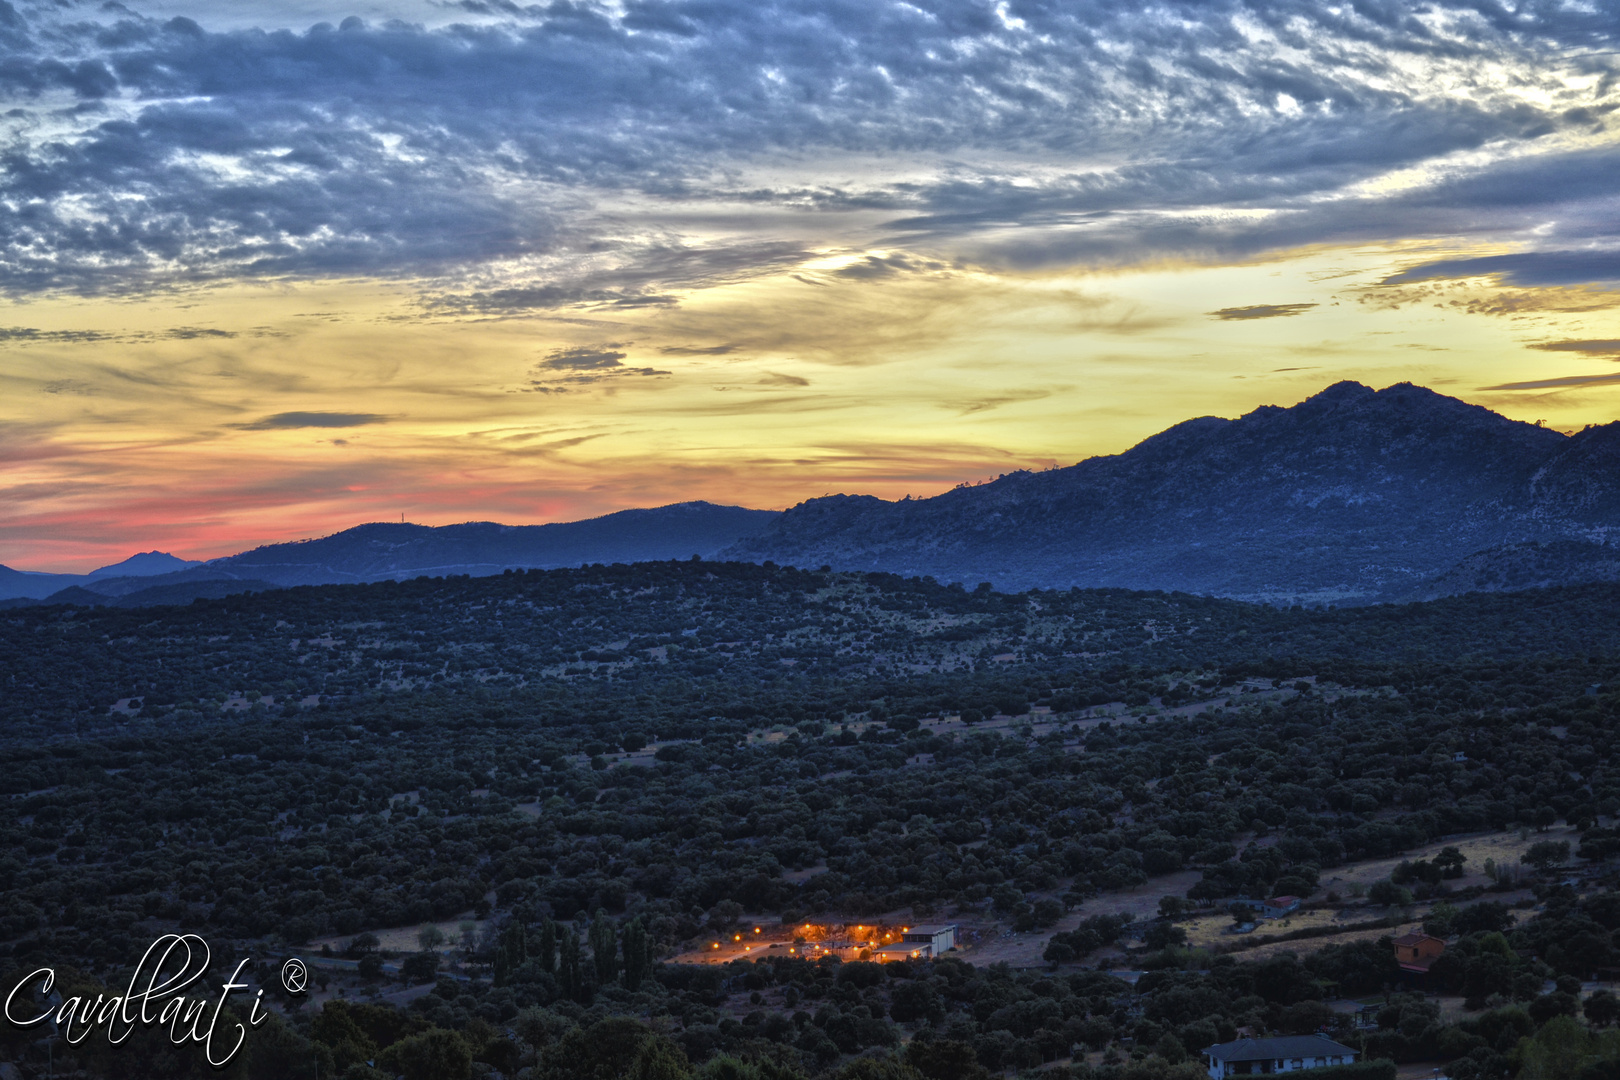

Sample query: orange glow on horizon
[6,247,1620,572]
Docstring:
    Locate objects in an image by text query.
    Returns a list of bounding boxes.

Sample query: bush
[1293,1062,1397,1080]
[400,951,439,983]
[1368,880,1414,907]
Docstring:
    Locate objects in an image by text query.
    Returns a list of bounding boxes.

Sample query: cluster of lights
[706,922,924,961]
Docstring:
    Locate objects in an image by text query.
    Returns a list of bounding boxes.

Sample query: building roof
[904,924,957,934]
[1267,896,1301,906]
[1205,1035,1357,1063]
[1392,932,1444,948]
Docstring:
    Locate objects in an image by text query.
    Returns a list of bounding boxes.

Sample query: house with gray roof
[1203,1034,1358,1077]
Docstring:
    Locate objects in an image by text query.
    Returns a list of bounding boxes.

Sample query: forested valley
[6,561,1620,1080]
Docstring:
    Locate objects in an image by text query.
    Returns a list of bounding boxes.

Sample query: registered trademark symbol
[280,957,308,994]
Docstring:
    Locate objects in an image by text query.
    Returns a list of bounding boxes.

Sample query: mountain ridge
[722,381,1620,603]
[0,502,779,603]
[9,382,1620,607]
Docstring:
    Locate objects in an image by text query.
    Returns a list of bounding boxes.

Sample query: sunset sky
[3,0,1620,571]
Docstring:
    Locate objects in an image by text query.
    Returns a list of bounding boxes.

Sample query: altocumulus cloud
[522,343,670,390]
[0,0,1618,297]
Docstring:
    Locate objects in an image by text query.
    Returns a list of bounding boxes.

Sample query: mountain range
[0,550,201,601]
[0,503,777,606]
[6,380,1620,607]
[726,380,1620,603]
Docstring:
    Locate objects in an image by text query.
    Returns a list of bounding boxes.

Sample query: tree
[559,927,584,1001]
[628,1037,691,1080]
[494,920,529,987]
[1434,846,1467,878]
[622,917,650,991]
[905,1040,989,1080]
[539,917,558,974]
[1517,1015,1593,1080]
[1043,938,1077,965]
[1143,922,1188,950]
[590,910,619,985]
[889,980,943,1024]
[246,1014,318,1080]
[401,951,439,983]
[829,1057,924,1080]
[540,1018,657,1080]
[310,1003,379,1073]
[1588,990,1620,1029]
[1524,841,1571,873]
[1368,880,1414,907]
[379,1029,473,1080]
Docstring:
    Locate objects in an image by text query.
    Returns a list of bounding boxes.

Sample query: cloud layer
[0,0,1616,298]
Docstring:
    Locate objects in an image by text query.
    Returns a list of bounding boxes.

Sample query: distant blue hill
[0,565,84,600]
[85,550,202,579]
[0,550,203,600]
[0,502,780,604]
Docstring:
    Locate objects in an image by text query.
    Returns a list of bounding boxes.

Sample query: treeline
[6,561,1620,738]
[9,897,1620,1080]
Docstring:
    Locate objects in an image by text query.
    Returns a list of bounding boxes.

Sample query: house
[873,943,931,962]
[902,924,957,952]
[1237,896,1302,919]
[1203,1035,1359,1077]
[1393,931,1445,973]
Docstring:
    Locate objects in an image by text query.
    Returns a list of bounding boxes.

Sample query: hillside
[724,381,1620,603]
[0,501,779,603]
[6,562,1620,1079]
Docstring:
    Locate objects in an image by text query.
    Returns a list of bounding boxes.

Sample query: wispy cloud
[660,344,740,356]
[1529,339,1620,357]
[1480,373,1620,392]
[1209,304,1318,321]
[1383,252,1620,288]
[231,412,389,430]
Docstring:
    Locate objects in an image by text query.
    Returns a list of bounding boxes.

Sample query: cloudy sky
[3,0,1620,569]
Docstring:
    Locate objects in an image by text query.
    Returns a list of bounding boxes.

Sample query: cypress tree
[494,921,528,987]
[589,909,619,986]
[538,917,557,974]
[559,927,581,1000]
[622,916,648,992]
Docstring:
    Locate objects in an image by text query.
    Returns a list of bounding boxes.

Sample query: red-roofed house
[1257,896,1302,919]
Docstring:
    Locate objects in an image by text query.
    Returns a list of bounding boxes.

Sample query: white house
[1203,1034,1358,1077]
[902,924,957,952]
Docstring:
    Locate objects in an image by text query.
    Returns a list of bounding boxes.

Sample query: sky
[2,0,1620,571]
